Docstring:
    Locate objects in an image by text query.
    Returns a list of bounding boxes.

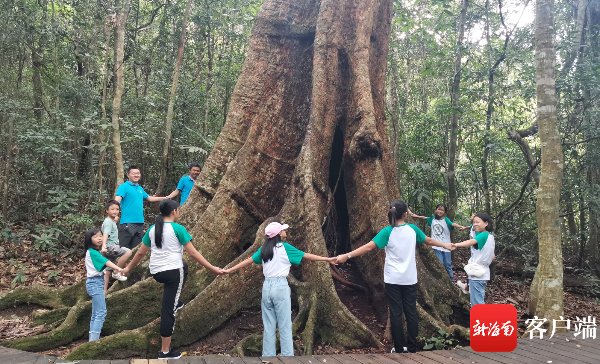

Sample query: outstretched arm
[224,257,255,273]
[165,189,180,199]
[425,237,454,250]
[105,260,123,273]
[184,243,224,274]
[452,222,468,230]
[122,244,150,275]
[146,195,167,202]
[454,239,477,248]
[335,241,377,264]
[408,209,427,220]
[303,253,336,263]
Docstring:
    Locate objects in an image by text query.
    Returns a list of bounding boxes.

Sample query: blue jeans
[86,276,107,341]
[434,250,454,280]
[261,277,293,356]
[469,279,487,306]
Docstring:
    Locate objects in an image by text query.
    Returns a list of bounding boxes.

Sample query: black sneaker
[158,348,182,360]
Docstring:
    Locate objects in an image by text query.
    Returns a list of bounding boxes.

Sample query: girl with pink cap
[225,221,335,357]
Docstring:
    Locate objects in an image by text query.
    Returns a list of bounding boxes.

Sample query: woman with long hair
[224,221,335,357]
[123,199,223,359]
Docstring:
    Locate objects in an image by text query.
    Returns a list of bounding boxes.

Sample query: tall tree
[481,0,511,214]
[0,0,469,358]
[97,12,114,195]
[447,0,469,216]
[583,0,600,273]
[528,0,565,320]
[156,0,194,194]
[110,0,130,186]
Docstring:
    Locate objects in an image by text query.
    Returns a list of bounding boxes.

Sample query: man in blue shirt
[166,162,201,205]
[115,166,166,249]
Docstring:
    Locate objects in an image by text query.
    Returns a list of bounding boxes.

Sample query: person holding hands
[224,222,335,357]
[123,199,223,359]
[335,201,453,353]
[451,212,495,306]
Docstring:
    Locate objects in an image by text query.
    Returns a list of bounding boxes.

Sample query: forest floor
[0,239,599,358]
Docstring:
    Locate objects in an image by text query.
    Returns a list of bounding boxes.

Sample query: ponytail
[388,200,408,226]
[260,235,281,263]
[154,214,165,249]
[154,199,179,249]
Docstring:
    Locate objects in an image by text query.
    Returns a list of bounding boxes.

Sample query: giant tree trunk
[528,0,565,321]
[156,0,194,195]
[1,0,468,359]
[110,0,130,186]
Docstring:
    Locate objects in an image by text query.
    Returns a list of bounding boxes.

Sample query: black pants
[118,223,144,249]
[385,283,418,353]
[153,264,188,337]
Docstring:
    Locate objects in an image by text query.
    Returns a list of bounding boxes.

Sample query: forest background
[0,0,599,357]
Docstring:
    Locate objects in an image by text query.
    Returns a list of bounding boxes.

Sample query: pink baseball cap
[265,222,289,238]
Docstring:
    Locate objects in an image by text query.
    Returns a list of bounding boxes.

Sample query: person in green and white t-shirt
[410,204,467,281]
[334,201,454,353]
[83,228,124,341]
[452,212,496,306]
[224,222,335,357]
[123,199,224,360]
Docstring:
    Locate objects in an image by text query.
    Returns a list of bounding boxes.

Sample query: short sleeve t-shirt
[251,242,305,278]
[373,224,426,285]
[426,215,453,252]
[102,217,119,247]
[142,222,192,274]
[86,248,109,278]
[115,181,149,224]
[468,231,496,281]
[176,175,195,205]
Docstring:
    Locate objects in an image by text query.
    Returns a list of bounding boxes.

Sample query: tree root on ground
[233,334,262,356]
[1,278,164,351]
[330,265,368,294]
[0,282,86,311]
[31,307,71,327]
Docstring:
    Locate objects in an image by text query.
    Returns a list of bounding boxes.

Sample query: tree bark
[559,0,589,79]
[31,40,44,123]
[1,115,15,219]
[528,0,565,322]
[507,126,541,187]
[110,0,130,186]
[1,0,469,358]
[583,0,600,275]
[447,0,469,217]
[156,0,194,195]
[482,0,510,215]
[97,13,114,195]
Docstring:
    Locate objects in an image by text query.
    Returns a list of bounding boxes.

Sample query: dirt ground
[1,239,599,358]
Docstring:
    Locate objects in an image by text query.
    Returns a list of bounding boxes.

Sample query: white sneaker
[456,280,468,294]
[390,347,395,353]
[112,272,127,282]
